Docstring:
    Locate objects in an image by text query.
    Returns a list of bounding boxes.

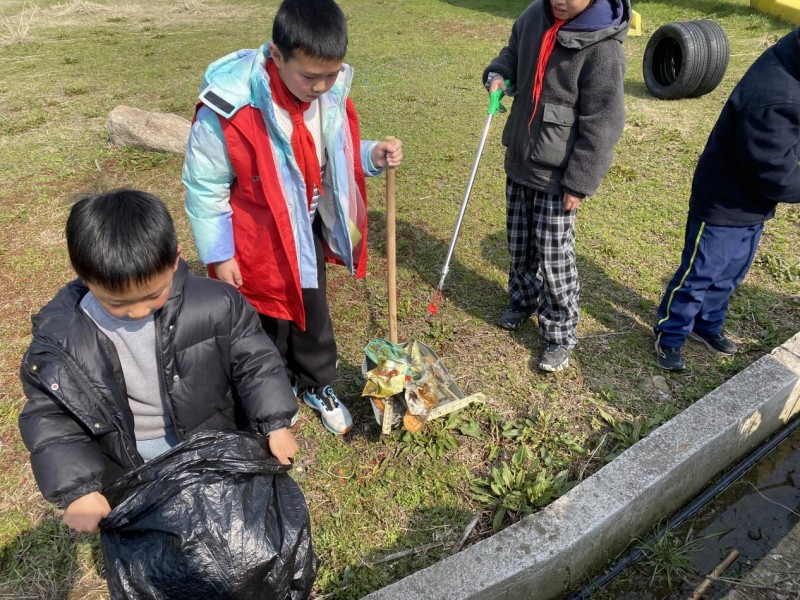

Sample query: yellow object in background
[750,0,800,25]
[630,9,643,36]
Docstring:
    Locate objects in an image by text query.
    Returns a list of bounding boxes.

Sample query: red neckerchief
[266,57,323,207]
[528,8,567,130]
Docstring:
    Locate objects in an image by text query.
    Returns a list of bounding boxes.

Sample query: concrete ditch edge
[364,333,800,600]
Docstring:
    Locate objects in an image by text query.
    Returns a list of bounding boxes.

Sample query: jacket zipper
[154,313,180,440]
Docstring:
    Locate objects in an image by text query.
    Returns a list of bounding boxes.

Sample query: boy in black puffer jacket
[18,189,299,534]
[485,0,629,372]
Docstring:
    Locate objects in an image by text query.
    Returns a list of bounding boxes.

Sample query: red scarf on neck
[266,57,323,206]
[528,9,567,130]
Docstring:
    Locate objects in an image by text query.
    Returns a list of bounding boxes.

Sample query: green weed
[501,409,589,469]
[399,412,462,460]
[635,525,710,590]
[64,85,89,96]
[597,405,679,462]
[470,445,572,531]
[757,251,800,283]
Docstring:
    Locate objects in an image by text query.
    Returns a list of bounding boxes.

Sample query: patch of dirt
[39,0,257,28]
[415,18,511,43]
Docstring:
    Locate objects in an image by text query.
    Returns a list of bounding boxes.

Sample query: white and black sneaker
[302,385,352,435]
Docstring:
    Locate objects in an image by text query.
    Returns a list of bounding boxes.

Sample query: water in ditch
[589,423,800,599]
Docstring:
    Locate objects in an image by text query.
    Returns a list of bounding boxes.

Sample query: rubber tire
[642,21,709,100]
[686,19,730,97]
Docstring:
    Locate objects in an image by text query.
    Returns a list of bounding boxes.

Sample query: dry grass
[51,1,107,17]
[0,1,37,47]
[171,0,205,14]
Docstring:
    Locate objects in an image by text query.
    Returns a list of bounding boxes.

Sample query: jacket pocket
[530,103,578,169]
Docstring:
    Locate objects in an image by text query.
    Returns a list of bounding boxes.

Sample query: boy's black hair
[272,0,348,61]
[66,189,179,292]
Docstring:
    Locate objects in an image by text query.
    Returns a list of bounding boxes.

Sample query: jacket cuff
[55,481,104,510]
[257,418,293,435]
[363,141,383,176]
[564,188,587,200]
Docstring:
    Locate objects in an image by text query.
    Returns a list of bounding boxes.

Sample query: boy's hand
[214,257,243,288]
[563,192,583,212]
[488,75,507,94]
[268,427,299,465]
[371,137,403,169]
[63,491,112,534]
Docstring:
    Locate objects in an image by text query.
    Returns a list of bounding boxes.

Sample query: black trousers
[258,221,337,388]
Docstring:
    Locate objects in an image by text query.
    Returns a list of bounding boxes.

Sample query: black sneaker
[655,340,685,371]
[689,331,737,355]
[497,305,534,330]
[538,343,570,372]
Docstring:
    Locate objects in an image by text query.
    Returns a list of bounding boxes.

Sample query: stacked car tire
[642,20,730,100]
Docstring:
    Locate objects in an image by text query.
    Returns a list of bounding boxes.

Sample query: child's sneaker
[689,331,737,355]
[497,304,534,330]
[538,342,570,372]
[302,385,352,435]
[655,340,685,371]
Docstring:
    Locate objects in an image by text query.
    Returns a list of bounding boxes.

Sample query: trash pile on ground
[362,339,465,432]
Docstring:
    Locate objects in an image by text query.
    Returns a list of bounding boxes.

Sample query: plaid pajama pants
[506,179,580,348]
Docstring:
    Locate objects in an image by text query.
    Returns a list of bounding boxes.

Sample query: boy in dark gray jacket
[18,189,298,534]
[485,0,629,371]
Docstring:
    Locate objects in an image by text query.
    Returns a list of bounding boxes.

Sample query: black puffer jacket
[18,260,297,509]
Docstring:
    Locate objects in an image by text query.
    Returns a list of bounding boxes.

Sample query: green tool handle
[488,79,511,115]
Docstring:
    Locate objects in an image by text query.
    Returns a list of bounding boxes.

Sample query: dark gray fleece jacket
[484,0,630,197]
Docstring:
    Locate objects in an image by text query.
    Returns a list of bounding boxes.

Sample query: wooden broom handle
[386,162,398,345]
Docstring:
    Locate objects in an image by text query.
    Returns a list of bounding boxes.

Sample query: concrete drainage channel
[364,334,800,600]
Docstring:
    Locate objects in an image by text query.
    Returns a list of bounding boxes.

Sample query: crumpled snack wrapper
[362,357,407,399]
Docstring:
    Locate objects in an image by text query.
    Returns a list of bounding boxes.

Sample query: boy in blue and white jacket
[183,0,403,435]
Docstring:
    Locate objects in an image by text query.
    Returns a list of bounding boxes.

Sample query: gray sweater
[81,292,171,441]
[484,0,629,197]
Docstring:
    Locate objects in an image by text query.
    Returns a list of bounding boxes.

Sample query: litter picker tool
[428,83,509,315]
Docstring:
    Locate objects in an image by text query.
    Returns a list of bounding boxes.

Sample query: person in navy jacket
[654,27,800,371]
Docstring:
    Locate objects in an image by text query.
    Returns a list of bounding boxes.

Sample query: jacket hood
[30,261,189,348]
[30,279,88,349]
[197,43,353,120]
[557,0,630,48]
[774,27,800,82]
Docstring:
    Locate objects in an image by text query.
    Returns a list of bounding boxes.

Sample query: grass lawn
[1,0,798,598]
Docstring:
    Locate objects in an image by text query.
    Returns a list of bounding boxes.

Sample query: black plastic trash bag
[100,430,317,600]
